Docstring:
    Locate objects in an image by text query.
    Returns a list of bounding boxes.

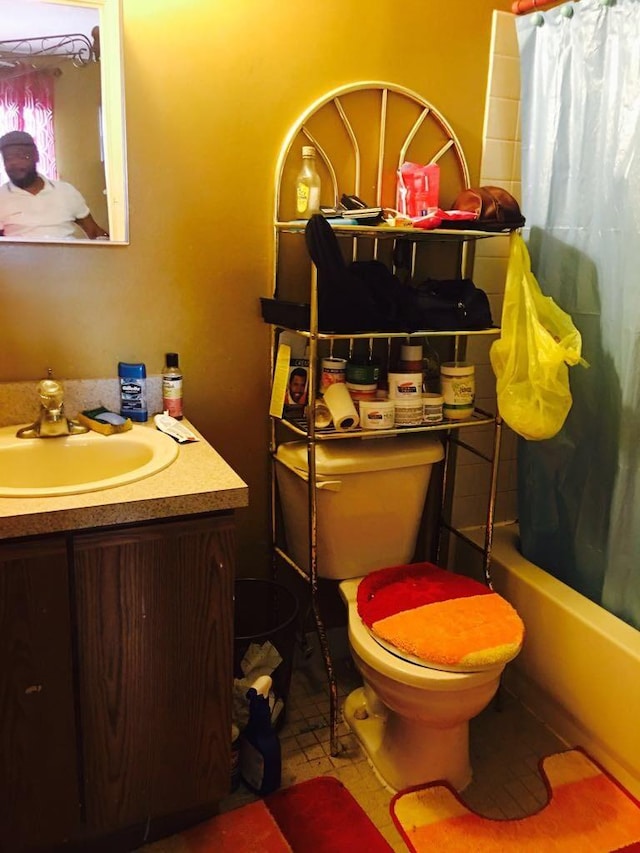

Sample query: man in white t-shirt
[0,130,109,240]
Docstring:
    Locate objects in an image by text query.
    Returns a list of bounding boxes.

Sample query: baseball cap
[0,130,37,150]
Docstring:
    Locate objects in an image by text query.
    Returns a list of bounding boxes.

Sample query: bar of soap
[78,407,133,435]
[94,410,127,426]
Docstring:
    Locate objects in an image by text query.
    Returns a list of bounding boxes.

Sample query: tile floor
[223,631,567,851]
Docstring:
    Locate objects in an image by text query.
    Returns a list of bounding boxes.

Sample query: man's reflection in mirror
[0,131,109,240]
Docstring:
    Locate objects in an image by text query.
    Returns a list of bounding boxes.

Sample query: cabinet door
[73,515,235,834]
[0,537,80,853]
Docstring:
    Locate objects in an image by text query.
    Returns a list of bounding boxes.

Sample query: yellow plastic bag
[490,233,588,441]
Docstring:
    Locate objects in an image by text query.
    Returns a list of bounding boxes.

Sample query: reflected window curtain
[0,67,57,181]
[515,0,640,629]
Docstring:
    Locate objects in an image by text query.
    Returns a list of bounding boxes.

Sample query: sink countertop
[0,419,248,541]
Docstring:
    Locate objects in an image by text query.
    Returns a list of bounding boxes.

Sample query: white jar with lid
[359,399,395,430]
[394,397,424,427]
[440,362,475,420]
[422,392,444,424]
[388,372,422,400]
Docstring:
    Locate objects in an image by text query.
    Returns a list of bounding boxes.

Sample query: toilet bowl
[340,575,514,792]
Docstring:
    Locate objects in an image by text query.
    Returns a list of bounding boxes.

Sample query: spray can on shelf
[162,352,183,420]
[239,675,281,796]
[295,146,321,218]
[319,356,347,395]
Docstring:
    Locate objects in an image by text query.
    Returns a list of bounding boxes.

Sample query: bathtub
[459,523,640,800]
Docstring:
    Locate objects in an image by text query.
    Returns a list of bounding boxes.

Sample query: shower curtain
[515,0,640,629]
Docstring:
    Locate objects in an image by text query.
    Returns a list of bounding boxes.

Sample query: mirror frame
[0,0,129,245]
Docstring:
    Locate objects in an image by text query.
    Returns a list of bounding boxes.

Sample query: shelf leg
[482,415,503,588]
[305,379,340,756]
[310,595,340,756]
[436,431,454,568]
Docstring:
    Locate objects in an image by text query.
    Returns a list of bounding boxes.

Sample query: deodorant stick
[118,362,148,422]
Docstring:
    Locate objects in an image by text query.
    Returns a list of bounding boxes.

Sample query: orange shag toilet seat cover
[357,562,524,671]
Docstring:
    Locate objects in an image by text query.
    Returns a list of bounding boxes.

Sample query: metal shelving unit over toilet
[268,82,504,757]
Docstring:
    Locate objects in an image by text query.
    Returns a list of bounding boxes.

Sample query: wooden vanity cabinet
[0,537,80,853]
[0,512,236,853]
[73,514,235,840]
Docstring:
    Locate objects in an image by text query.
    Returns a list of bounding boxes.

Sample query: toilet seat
[356,562,524,673]
[340,577,503,692]
[369,633,476,672]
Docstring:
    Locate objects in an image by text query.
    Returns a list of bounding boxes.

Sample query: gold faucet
[16,374,89,439]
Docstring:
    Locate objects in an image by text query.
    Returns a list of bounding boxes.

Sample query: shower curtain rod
[512,0,575,13]
[513,0,613,15]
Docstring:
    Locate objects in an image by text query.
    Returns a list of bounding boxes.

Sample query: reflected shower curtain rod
[0,33,97,66]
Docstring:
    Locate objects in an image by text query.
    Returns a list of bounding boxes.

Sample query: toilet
[275,436,524,793]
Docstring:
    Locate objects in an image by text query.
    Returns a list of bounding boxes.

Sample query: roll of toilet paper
[323,382,359,431]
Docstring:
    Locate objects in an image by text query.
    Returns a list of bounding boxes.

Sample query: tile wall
[451,10,521,532]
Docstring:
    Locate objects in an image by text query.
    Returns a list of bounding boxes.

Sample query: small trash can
[234,578,299,724]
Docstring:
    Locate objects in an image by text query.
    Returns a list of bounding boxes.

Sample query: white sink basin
[0,424,179,497]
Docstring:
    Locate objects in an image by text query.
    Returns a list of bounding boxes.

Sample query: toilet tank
[275,436,444,580]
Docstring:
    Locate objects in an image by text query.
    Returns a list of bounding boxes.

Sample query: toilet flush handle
[315,478,342,492]
[292,467,343,492]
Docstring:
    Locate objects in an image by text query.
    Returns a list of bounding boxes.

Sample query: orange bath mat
[138,776,393,852]
[391,748,640,852]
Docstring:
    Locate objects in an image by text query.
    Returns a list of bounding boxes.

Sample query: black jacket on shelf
[304,214,493,334]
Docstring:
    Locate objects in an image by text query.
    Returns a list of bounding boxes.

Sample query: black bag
[304,214,493,333]
[413,278,494,330]
[305,215,417,333]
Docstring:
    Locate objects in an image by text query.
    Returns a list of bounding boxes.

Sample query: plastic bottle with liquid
[295,146,321,218]
[239,675,281,795]
[399,342,423,373]
[162,352,183,420]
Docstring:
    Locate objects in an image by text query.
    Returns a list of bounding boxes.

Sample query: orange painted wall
[0,0,513,575]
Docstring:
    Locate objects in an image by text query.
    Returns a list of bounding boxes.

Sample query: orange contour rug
[391,748,640,853]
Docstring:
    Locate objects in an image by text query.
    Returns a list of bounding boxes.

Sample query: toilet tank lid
[275,436,444,475]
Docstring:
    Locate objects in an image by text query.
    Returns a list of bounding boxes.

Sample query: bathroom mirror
[0,0,128,243]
